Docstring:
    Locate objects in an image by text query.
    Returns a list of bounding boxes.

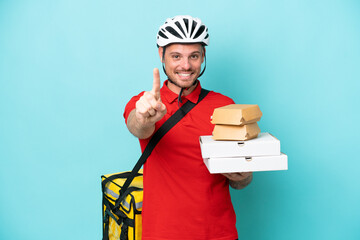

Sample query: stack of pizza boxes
[200,104,288,173]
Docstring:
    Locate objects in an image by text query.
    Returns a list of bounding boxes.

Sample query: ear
[158,47,164,62]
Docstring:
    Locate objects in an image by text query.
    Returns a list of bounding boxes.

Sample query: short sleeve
[123,91,145,124]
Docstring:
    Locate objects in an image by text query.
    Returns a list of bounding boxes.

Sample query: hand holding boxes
[200,104,288,173]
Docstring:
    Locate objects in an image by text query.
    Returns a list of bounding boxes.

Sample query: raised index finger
[151,68,161,100]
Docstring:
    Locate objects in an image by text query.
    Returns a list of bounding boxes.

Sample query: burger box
[203,153,288,173]
[211,104,262,125]
[212,122,261,141]
[200,132,281,159]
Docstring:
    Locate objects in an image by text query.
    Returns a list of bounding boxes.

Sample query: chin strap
[197,54,206,78]
[177,88,185,107]
[177,79,199,105]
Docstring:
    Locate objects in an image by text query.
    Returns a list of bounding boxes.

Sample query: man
[124,15,252,240]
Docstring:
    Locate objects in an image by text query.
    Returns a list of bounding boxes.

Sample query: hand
[222,172,253,190]
[135,68,167,127]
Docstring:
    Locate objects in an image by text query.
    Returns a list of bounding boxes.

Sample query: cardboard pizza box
[212,122,260,141]
[211,104,262,126]
[200,132,281,158]
[203,153,288,173]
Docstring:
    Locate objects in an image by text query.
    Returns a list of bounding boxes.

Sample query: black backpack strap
[119,88,210,197]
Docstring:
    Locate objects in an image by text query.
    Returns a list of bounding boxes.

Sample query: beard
[164,66,200,89]
[167,76,198,89]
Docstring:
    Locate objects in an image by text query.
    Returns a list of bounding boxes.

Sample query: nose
[180,58,191,70]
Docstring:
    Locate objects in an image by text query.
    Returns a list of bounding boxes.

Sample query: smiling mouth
[177,72,192,78]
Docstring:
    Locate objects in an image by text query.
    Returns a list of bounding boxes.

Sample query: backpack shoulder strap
[119,88,210,195]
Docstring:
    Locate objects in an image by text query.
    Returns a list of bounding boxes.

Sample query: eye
[190,54,199,59]
[172,55,180,59]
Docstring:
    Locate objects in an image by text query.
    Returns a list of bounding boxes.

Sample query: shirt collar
[161,80,202,104]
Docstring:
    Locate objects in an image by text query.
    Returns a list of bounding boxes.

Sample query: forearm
[229,173,253,190]
[127,110,156,139]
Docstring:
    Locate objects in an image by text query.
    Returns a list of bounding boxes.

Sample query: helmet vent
[165,26,183,39]
[158,31,168,39]
[194,25,205,39]
[191,21,198,36]
[175,21,186,37]
[184,18,189,32]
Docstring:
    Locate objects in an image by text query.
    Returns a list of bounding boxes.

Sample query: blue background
[1,0,359,239]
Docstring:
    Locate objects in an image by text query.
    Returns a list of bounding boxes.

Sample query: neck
[167,80,198,96]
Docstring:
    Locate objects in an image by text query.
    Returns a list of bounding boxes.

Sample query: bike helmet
[156,15,209,47]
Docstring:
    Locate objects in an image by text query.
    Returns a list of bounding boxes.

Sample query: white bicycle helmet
[156,15,209,47]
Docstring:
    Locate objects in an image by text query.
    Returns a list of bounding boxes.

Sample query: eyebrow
[169,51,202,55]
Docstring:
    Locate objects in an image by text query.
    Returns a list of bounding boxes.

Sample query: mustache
[176,70,193,72]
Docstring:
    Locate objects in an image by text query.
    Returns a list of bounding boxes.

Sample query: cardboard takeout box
[200,132,281,158]
[211,104,262,126]
[203,153,288,173]
[212,122,260,141]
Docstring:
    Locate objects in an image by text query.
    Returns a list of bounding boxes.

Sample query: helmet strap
[161,46,167,76]
[198,51,207,78]
[178,88,185,104]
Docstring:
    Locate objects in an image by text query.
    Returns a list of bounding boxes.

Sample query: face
[159,43,205,92]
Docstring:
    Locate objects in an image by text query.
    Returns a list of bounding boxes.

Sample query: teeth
[178,73,191,77]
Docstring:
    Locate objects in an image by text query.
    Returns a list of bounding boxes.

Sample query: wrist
[229,174,253,190]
